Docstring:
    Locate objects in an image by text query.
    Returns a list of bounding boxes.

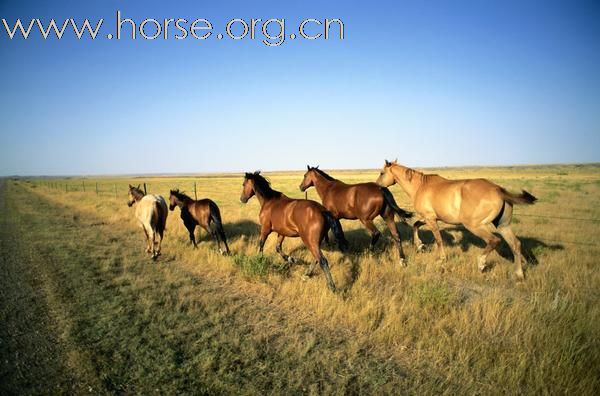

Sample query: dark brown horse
[169,189,230,255]
[240,171,346,292]
[299,166,412,265]
[376,160,537,279]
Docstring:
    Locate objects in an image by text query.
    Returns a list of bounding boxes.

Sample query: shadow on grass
[222,220,260,241]
[415,225,564,266]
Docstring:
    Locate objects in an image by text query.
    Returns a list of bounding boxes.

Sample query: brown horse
[169,189,230,255]
[127,184,168,259]
[240,171,346,292]
[299,166,412,265]
[376,160,537,279]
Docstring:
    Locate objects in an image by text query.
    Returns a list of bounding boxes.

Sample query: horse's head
[127,184,142,207]
[299,165,318,192]
[240,172,259,203]
[168,189,181,211]
[376,159,397,187]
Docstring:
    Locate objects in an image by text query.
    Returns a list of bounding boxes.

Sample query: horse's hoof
[301,274,310,281]
[399,258,407,267]
[287,256,296,264]
[477,256,487,272]
[416,244,425,253]
[515,270,525,281]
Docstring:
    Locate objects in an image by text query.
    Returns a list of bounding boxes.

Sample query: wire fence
[28,178,600,249]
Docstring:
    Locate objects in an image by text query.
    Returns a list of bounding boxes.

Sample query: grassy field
[1,164,599,394]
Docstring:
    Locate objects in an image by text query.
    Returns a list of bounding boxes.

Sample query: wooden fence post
[65,183,68,193]
[82,180,86,192]
[194,182,197,200]
[114,184,117,199]
[95,182,98,195]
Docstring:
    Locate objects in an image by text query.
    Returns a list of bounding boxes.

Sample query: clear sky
[1,0,599,175]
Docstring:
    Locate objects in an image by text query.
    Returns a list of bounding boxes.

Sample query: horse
[168,189,230,255]
[240,171,347,292]
[375,160,537,279]
[299,166,412,265]
[127,184,168,259]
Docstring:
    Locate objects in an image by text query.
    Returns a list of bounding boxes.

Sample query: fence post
[143,183,147,195]
[194,182,197,200]
[114,184,117,199]
[65,183,68,193]
[95,182,98,195]
[82,180,86,192]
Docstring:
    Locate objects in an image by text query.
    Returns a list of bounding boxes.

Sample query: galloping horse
[240,171,346,292]
[376,160,537,279]
[299,166,412,265]
[168,189,230,255]
[127,184,168,259]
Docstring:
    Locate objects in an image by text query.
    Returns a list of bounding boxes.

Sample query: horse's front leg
[412,220,426,252]
[141,224,151,254]
[258,225,271,254]
[276,234,295,263]
[425,218,447,262]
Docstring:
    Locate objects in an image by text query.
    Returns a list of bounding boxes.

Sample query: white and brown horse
[376,160,536,279]
[127,184,168,259]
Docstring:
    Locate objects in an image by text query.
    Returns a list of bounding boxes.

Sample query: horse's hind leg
[497,225,525,280]
[413,220,426,252]
[303,235,336,292]
[383,214,407,266]
[276,235,295,263]
[148,228,158,259]
[464,224,501,273]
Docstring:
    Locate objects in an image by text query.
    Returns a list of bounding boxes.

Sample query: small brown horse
[169,189,230,255]
[376,160,537,279]
[299,166,412,265]
[240,171,346,292]
[127,184,168,259]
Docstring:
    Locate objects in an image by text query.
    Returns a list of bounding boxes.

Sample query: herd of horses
[127,160,537,292]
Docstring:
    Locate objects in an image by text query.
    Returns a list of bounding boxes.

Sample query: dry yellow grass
[2,164,599,394]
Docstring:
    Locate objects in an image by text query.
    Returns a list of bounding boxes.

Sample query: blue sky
[0,0,599,175]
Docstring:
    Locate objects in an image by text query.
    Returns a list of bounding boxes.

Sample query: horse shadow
[340,222,414,255]
[416,225,563,266]
[222,220,260,241]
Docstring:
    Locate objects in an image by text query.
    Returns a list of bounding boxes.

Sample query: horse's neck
[255,190,285,208]
[313,174,335,198]
[393,166,423,200]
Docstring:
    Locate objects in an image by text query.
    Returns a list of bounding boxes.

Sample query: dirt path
[0,180,81,394]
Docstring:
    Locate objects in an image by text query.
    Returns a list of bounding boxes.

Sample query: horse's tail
[500,188,537,205]
[322,210,349,252]
[155,198,168,236]
[381,187,412,219]
[208,201,228,246]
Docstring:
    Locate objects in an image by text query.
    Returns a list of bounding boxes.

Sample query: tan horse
[376,160,536,279]
[127,184,168,259]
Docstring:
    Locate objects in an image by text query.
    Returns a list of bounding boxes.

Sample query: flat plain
[1,164,599,394]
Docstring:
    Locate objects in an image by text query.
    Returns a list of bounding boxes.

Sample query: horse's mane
[404,166,437,183]
[310,167,337,181]
[245,172,282,199]
[170,188,193,202]
[130,186,145,200]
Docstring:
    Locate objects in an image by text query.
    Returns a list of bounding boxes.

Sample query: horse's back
[266,197,325,237]
[326,181,383,219]
[137,195,168,231]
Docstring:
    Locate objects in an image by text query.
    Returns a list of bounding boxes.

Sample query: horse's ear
[137,184,141,189]
[129,184,132,188]
[307,165,310,170]
[385,160,391,167]
[316,165,319,169]
[393,158,398,164]
[254,170,261,175]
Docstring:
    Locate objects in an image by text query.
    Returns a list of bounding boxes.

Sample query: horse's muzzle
[240,195,248,203]
[299,184,306,192]
[169,204,176,211]
[127,201,133,207]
